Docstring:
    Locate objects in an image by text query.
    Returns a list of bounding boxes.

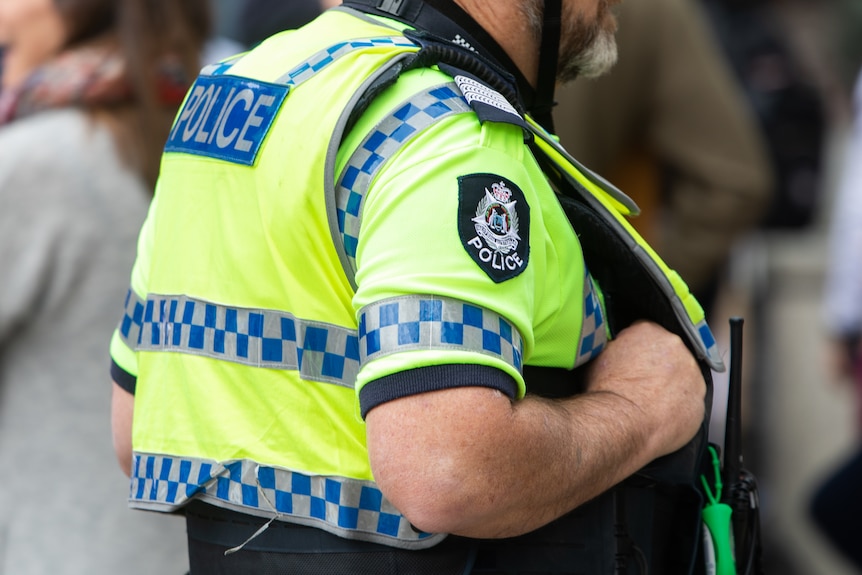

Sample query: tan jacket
[554,0,774,296]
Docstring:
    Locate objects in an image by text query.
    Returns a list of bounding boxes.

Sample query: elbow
[372,455,495,536]
[111,425,133,478]
[114,447,133,478]
[111,381,134,478]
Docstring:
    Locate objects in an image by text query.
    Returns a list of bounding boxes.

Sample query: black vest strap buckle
[376,0,406,16]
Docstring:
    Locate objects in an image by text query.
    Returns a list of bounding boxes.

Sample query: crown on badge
[490,182,512,203]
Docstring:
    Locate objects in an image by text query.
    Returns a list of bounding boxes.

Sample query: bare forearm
[457,389,661,538]
[366,322,705,539]
[370,387,675,539]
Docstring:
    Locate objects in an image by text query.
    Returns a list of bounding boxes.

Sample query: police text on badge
[458,174,530,283]
[165,76,289,166]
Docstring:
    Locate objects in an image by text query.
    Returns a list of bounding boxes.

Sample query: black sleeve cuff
[111,359,137,395]
[359,364,517,419]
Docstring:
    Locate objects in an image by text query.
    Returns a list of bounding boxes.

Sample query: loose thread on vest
[224,467,281,556]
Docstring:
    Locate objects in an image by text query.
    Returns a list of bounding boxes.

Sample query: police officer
[110,0,714,573]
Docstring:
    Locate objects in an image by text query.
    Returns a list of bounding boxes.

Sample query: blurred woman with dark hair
[0,0,210,572]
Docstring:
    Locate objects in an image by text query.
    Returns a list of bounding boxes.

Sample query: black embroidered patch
[458,174,530,283]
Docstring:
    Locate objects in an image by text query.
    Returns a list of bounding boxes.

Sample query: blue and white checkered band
[130,453,444,549]
[199,53,247,77]
[118,290,360,388]
[336,83,472,276]
[200,36,417,88]
[358,296,524,373]
[575,271,608,367]
[166,36,418,165]
[696,318,719,362]
[275,37,418,88]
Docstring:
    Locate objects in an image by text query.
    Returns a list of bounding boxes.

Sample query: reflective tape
[170,36,418,164]
[359,295,524,373]
[119,290,527,382]
[130,452,443,548]
[276,37,418,88]
[199,36,417,88]
[118,290,360,387]
[575,271,607,367]
[336,83,471,275]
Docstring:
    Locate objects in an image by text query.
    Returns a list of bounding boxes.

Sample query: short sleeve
[350,110,540,402]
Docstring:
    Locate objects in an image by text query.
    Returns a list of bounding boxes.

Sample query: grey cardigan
[0,109,188,574]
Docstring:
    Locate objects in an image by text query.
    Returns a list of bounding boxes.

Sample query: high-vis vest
[111,5,722,553]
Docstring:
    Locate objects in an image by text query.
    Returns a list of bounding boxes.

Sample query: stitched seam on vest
[358,295,524,373]
[335,83,471,277]
[129,453,442,546]
[118,290,360,388]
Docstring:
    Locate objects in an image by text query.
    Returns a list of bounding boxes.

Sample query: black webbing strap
[532,0,561,130]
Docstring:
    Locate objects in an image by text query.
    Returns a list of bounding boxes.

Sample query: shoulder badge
[458,174,530,283]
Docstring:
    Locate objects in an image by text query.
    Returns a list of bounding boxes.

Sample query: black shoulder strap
[342,27,525,139]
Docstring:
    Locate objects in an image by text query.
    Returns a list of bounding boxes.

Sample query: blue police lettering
[166,76,289,165]
[176,86,275,152]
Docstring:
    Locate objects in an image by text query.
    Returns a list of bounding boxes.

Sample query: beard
[521,0,619,84]
[558,24,618,83]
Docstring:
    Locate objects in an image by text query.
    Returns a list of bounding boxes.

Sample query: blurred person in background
[232,0,341,49]
[809,65,862,572]
[0,0,209,572]
[553,0,774,322]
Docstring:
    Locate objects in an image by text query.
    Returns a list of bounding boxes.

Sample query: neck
[451,0,539,87]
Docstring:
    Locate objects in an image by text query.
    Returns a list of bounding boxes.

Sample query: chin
[559,31,618,83]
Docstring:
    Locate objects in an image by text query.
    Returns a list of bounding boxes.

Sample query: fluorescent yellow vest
[115,11,447,548]
[110,5,722,552]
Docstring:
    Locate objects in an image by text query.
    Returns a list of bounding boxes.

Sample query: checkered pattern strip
[335,83,472,274]
[129,453,439,545]
[199,36,416,87]
[358,295,524,372]
[574,271,608,367]
[118,289,360,388]
[276,37,418,87]
[696,319,719,362]
[200,53,247,77]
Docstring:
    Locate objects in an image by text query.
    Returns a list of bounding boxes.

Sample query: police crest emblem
[458,174,530,282]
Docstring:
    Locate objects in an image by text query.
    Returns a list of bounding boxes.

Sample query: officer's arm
[111,381,134,478]
[365,320,705,539]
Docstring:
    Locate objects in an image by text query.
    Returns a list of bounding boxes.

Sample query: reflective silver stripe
[200,53,247,77]
[359,295,524,373]
[130,452,444,549]
[335,83,472,277]
[118,290,360,387]
[275,36,417,87]
[575,271,607,367]
[695,317,721,365]
[199,36,416,88]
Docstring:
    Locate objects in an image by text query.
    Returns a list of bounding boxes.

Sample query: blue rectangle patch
[165,75,289,165]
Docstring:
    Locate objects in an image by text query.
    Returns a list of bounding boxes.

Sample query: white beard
[559,27,618,83]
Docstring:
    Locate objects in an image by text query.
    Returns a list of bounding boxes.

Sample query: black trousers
[185,481,699,575]
[184,502,474,575]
